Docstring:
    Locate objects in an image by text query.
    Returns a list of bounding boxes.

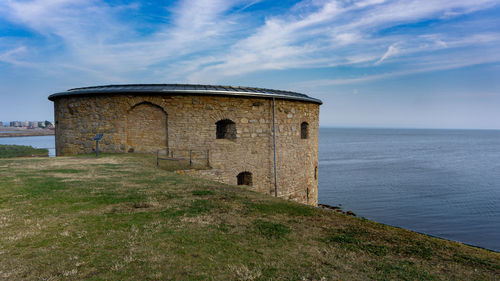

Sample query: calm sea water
[319,128,500,252]
[0,135,55,157]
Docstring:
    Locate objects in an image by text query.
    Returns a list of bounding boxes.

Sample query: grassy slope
[0,144,48,158]
[0,154,498,280]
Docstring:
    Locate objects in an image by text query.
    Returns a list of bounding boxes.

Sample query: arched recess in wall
[216,119,236,141]
[301,122,309,139]
[237,171,253,186]
[127,102,168,153]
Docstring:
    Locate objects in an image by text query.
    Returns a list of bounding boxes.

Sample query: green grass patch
[252,220,291,239]
[20,176,67,198]
[453,253,500,270]
[186,199,217,215]
[369,260,437,281]
[42,168,83,174]
[400,241,434,259]
[192,190,215,196]
[0,144,48,158]
[328,233,361,244]
[245,200,317,216]
[0,154,498,280]
[324,227,390,256]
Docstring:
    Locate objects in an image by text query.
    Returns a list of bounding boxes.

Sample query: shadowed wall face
[127,102,167,153]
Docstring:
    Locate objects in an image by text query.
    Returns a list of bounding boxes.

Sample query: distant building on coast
[8,121,54,129]
[28,121,38,128]
[48,84,322,205]
[8,120,53,128]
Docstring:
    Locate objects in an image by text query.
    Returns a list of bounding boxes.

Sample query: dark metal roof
[48,84,322,104]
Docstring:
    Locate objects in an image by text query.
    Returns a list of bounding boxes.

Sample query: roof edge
[48,84,323,104]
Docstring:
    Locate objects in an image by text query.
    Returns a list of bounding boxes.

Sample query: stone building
[48,84,322,205]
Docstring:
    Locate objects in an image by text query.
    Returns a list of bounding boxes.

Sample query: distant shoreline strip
[0,131,55,138]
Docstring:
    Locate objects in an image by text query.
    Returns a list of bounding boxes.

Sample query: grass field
[0,144,48,158]
[0,154,498,280]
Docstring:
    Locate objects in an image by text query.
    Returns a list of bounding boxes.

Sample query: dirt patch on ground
[181,215,218,225]
[48,157,125,167]
[52,173,108,181]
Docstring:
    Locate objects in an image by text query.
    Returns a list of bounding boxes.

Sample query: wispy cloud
[295,48,500,87]
[375,43,399,65]
[0,46,33,67]
[187,0,500,81]
[0,0,257,81]
[0,0,499,84]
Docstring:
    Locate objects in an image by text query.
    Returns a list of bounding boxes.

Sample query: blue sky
[0,0,499,129]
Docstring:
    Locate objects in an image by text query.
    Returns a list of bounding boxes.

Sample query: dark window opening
[314,166,318,180]
[306,188,310,202]
[216,119,236,140]
[301,122,309,139]
[237,172,252,186]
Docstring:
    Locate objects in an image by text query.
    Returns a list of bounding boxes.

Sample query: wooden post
[95,140,99,158]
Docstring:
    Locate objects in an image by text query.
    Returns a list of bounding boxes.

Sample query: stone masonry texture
[53,94,320,205]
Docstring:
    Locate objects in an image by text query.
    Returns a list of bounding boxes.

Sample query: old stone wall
[53,94,319,205]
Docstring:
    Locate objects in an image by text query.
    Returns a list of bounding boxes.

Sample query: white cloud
[375,43,400,65]
[188,0,500,81]
[0,0,257,81]
[0,46,32,66]
[0,0,498,84]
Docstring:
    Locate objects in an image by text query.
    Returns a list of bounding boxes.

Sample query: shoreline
[0,130,54,138]
[318,202,499,253]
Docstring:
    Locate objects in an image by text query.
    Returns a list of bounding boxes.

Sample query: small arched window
[216,119,236,141]
[301,122,309,139]
[237,172,252,186]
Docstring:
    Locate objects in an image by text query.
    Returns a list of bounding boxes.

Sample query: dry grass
[0,153,498,280]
